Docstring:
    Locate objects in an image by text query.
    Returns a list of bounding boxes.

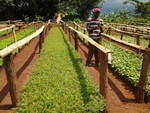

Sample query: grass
[15,27,106,113]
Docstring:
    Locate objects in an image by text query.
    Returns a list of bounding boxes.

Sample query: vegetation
[0,27,19,37]
[102,39,150,96]
[105,31,149,48]
[123,0,150,23]
[0,27,37,66]
[15,27,106,112]
[76,26,150,96]
[0,0,104,21]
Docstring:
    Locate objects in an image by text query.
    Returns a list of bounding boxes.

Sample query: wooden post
[39,31,44,53]
[136,50,150,103]
[74,23,76,28]
[74,32,78,51]
[77,26,79,30]
[12,28,17,42]
[83,29,86,43]
[120,33,124,40]
[108,27,111,35]
[66,25,68,35]
[68,28,71,41]
[148,39,150,48]
[99,51,108,99]
[3,53,18,106]
[136,35,140,45]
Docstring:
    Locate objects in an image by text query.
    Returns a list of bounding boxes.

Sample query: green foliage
[130,17,150,23]
[123,0,150,19]
[102,39,150,96]
[34,15,43,21]
[101,9,131,23]
[15,27,106,112]
[0,0,104,21]
[74,18,81,23]
[0,27,37,66]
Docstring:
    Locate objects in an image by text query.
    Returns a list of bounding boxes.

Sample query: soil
[0,27,150,113]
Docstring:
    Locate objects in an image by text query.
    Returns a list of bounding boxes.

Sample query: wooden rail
[0,25,15,32]
[106,23,150,34]
[101,33,146,54]
[0,24,49,106]
[105,26,150,48]
[72,22,150,103]
[61,20,111,101]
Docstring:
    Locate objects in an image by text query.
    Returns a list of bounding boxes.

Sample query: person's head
[93,8,100,19]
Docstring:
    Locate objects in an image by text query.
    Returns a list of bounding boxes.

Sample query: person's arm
[100,25,103,33]
[99,20,104,33]
[86,24,98,32]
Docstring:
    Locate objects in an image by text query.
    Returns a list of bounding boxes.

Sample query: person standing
[85,8,104,67]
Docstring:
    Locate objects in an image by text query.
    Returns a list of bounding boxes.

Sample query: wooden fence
[105,26,150,48]
[0,25,17,42]
[106,23,150,34]
[0,23,50,106]
[61,20,111,101]
[72,22,150,103]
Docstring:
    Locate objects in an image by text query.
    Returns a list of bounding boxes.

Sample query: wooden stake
[74,32,78,51]
[4,53,18,106]
[99,51,108,99]
[12,28,17,43]
[136,35,140,45]
[136,50,150,103]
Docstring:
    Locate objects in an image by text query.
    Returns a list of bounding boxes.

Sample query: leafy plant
[15,27,106,112]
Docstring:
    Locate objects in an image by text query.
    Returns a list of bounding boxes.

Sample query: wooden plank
[69,26,111,54]
[0,25,15,32]
[136,50,150,103]
[102,33,146,54]
[0,26,45,58]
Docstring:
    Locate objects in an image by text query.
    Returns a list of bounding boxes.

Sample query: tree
[0,0,104,21]
[123,0,150,18]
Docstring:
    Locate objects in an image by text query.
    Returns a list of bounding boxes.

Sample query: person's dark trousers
[86,38,102,66]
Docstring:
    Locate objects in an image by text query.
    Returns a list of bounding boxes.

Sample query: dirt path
[70,37,150,113]
[0,35,40,113]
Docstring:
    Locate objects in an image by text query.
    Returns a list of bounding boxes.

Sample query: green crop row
[0,27,19,37]
[102,39,150,96]
[0,27,37,66]
[15,27,106,113]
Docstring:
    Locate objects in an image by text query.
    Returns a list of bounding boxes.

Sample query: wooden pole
[99,51,108,99]
[39,31,44,53]
[136,50,150,103]
[120,33,124,40]
[83,29,86,43]
[136,35,140,45]
[68,28,71,41]
[74,32,78,51]
[108,27,111,35]
[12,28,17,43]
[4,53,18,106]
